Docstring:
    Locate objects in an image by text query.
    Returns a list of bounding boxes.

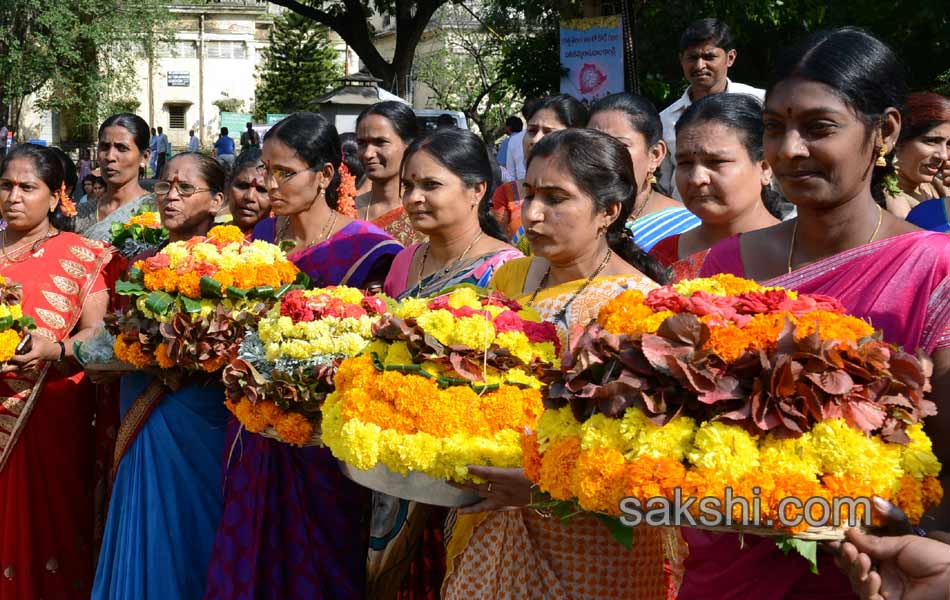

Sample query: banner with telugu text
[559,16,625,103]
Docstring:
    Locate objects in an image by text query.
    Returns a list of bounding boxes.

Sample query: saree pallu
[203,219,400,600]
[490,182,531,254]
[628,206,699,253]
[649,234,709,283]
[374,246,523,600]
[82,193,155,242]
[92,374,230,599]
[0,233,113,600]
[443,258,675,600]
[678,230,950,600]
[373,205,426,248]
[907,197,950,233]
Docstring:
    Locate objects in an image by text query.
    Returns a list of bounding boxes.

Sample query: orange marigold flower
[155,342,176,369]
[253,264,282,288]
[276,261,299,284]
[597,290,655,335]
[572,447,628,515]
[143,267,178,293]
[200,354,230,373]
[177,271,203,299]
[274,411,316,446]
[114,336,154,368]
[234,398,269,433]
[538,436,582,500]
[894,475,925,523]
[522,431,542,483]
[207,224,246,246]
[212,270,235,290]
[793,311,874,345]
[923,476,943,508]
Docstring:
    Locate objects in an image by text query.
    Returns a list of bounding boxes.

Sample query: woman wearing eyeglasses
[92,152,231,600]
[203,112,402,600]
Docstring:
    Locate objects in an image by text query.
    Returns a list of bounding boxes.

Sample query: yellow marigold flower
[538,436,582,500]
[619,407,696,461]
[415,309,455,345]
[759,432,821,482]
[129,211,161,228]
[447,287,482,310]
[382,341,413,367]
[274,411,316,446]
[394,297,428,320]
[687,421,760,480]
[901,424,942,479]
[811,419,903,494]
[579,413,627,451]
[0,329,22,362]
[155,342,176,369]
[573,446,628,514]
[207,224,246,245]
[450,315,495,350]
[495,330,534,364]
[536,405,582,451]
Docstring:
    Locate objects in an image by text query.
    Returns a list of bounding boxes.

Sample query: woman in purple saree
[203,113,401,600]
[678,29,950,600]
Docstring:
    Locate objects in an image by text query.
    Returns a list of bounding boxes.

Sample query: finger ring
[487,481,494,494]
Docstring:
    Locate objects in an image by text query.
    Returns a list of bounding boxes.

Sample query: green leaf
[128,267,144,284]
[180,296,202,314]
[776,538,819,574]
[110,221,125,238]
[18,316,36,330]
[115,279,146,296]
[593,513,634,550]
[0,316,11,330]
[144,291,175,315]
[226,286,248,300]
[273,282,293,299]
[294,271,311,287]
[199,275,223,298]
[249,285,275,299]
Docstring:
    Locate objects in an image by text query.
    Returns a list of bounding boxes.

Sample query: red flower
[486,291,522,311]
[280,290,315,322]
[685,291,740,321]
[449,306,491,320]
[362,295,388,315]
[645,287,690,313]
[493,310,526,333]
[427,296,451,311]
[780,294,847,316]
[342,303,368,319]
[193,261,217,277]
[734,290,791,314]
[144,253,171,270]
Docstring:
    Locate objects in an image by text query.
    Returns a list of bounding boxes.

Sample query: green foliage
[213,93,245,115]
[0,0,171,137]
[413,4,518,142]
[253,11,341,121]
[483,0,950,109]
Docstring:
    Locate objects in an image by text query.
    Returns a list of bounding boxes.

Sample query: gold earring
[647,171,657,185]
[876,145,888,168]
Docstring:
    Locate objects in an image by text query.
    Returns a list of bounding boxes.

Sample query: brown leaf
[803,370,855,395]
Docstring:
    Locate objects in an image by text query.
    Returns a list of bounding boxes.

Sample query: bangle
[56,341,66,362]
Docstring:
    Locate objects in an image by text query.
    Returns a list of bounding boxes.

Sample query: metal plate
[340,462,481,507]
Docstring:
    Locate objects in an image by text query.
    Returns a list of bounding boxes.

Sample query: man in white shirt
[187,130,200,152]
[504,99,539,182]
[658,18,765,198]
[155,126,170,177]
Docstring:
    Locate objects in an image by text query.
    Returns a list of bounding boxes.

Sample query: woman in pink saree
[679,28,950,599]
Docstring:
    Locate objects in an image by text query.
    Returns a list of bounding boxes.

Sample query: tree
[267,0,450,96]
[253,11,341,120]
[213,93,246,115]
[413,4,517,143]
[0,0,170,141]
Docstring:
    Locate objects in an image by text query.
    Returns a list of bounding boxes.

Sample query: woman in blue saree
[92,153,230,599]
[203,113,400,600]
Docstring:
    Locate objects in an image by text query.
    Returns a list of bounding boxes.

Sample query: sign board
[266,113,290,125]
[559,16,624,102]
[219,111,253,139]
[167,71,191,87]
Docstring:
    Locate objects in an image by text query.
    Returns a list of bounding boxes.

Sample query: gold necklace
[419,231,485,280]
[1,226,57,263]
[787,205,883,274]
[278,211,338,248]
[529,248,612,326]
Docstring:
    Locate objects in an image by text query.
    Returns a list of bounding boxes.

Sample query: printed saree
[373,205,425,248]
[490,181,531,254]
[649,234,709,283]
[372,245,523,600]
[202,218,400,600]
[0,232,113,600]
[677,230,950,600]
[629,206,700,253]
[442,257,674,600]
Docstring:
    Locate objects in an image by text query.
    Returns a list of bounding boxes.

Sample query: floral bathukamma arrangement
[223,286,392,446]
[109,209,169,259]
[321,286,560,504]
[528,275,941,558]
[0,276,35,363]
[106,224,301,373]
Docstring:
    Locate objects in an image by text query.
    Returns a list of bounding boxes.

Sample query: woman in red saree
[680,28,950,599]
[0,144,113,599]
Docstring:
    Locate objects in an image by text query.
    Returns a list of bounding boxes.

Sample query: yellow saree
[442,257,676,600]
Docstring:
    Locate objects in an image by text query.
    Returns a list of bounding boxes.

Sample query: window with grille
[156,41,197,58]
[206,41,247,59]
[168,105,187,129]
